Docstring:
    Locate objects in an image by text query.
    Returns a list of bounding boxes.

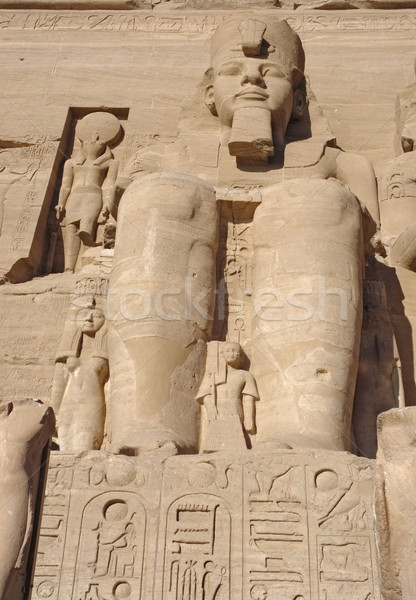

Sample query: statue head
[204,15,307,162]
[223,342,243,367]
[75,300,105,335]
[81,132,107,161]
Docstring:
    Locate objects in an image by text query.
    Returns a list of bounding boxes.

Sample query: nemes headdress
[210,14,305,86]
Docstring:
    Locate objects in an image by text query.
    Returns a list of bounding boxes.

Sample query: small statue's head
[204,14,307,160]
[222,341,243,367]
[76,301,105,334]
[82,132,107,160]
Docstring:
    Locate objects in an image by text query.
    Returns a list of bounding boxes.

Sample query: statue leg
[63,223,81,273]
[108,173,218,455]
[251,178,364,451]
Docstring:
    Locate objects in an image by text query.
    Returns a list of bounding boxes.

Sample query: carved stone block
[32,450,380,600]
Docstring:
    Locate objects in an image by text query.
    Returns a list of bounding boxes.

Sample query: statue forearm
[243,395,255,434]
[50,361,68,414]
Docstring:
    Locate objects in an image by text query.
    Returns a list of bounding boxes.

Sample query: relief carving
[74,492,146,600]
[0,149,37,237]
[163,495,230,600]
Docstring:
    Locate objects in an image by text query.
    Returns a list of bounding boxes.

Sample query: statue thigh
[251,178,364,451]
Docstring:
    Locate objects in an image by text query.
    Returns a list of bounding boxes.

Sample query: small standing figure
[50,297,108,452]
[55,112,120,273]
[196,342,259,452]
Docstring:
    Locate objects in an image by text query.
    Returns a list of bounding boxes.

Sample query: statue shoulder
[327,146,380,226]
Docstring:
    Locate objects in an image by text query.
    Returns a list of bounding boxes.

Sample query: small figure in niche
[196,341,259,452]
[55,112,120,273]
[50,297,108,452]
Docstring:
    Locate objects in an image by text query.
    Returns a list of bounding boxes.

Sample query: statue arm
[56,160,74,220]
[101,159,119,220]
[199,393,217,421]
[242,372,259,434]
[242,395,255,434]
[50,360,68,415]
[334,150,380,228]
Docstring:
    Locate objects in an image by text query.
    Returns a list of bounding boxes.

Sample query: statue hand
[98,207,110,224]
[244,417,255,434]
[55,205,64,221]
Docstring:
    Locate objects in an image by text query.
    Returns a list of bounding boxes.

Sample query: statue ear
[203,68,217,116]
[292,88,307,120]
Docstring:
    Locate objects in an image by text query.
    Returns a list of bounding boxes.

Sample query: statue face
[77,307,105,334]
[212,58,294,130]
[82,139,107,160]
[223,342,242,367]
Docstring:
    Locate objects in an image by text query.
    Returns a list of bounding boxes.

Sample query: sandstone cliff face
[0,4,415,600]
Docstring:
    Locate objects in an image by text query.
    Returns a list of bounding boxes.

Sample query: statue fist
[55,205,64,221]
[98,207,110,224]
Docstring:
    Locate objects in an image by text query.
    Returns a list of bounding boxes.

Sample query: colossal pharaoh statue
[108,14,379,455]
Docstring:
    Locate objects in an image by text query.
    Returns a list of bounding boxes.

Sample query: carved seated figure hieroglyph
[196,341,259,452]
[56,112,120,273]
[108,14,379,455]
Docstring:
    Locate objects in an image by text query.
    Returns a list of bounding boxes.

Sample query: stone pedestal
[31,449,380,600]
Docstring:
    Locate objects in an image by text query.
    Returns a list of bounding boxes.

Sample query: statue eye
[262,66,284,78]
[217,64,241,76]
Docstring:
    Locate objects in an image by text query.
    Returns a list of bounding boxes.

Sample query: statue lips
[236,87,269,101]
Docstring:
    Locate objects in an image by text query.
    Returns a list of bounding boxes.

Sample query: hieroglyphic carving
[31,457,74,600]
[120,134,172,178]
[73,492,146,600]
[244,460,308,600]
[307,461,376,600]
[0,11,414,33]
[72,277,109,302]
[242,453,378,600]
[163,494,230,600]
[19,136,58,170]
[0,148,37,239]
[213,195,256,346]
[10,191,38,251]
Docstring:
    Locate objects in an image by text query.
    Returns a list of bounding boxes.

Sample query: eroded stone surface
[375,408,416,600]
[0,399,54,600]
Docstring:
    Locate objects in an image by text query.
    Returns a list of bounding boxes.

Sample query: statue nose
[241,68,265,87]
